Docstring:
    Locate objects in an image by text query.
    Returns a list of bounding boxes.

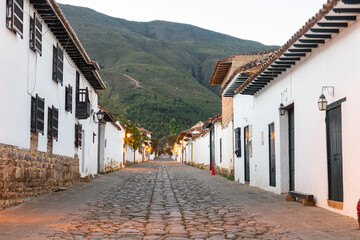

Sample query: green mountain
[60,4,277,138]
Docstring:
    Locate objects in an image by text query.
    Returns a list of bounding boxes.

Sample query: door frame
[288,107,295,191]
[268,123,276,187]
[244,126,250,182]
[326,98,346,205]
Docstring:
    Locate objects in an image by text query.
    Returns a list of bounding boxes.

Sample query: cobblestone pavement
[0,157,359,240]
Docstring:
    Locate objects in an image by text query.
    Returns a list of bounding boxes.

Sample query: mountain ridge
[60,4,278,138]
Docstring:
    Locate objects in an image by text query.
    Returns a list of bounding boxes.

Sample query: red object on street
[212,166,215,175]
[357,199,360,228]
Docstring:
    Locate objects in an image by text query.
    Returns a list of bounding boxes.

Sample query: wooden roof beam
[325,15,356,21]
[288,49,312,53]
[283,53,306,57]
[311,28,339,33]
[298,39,325,44]
[333,8,360,13]
[343,0,360,4]
[279,57,301,61]
[317,22,348,27]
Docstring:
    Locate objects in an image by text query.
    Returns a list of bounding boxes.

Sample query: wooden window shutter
[47,107,53,139]
[57,46,64,85]
[29,13,42,55]
[75,123,79,147]
[52,106,59,140]
[30,96,36,133]
[69,85,73,113]
[65,85,73,113]
[29,16,35,50]
[78,124,82,148]
[235,127,241,157]
[52,46,57,82]
[6,0,23,38]
[6,0,14,31]
[13,0,23,37]
[34,14,42,55]
[36,95,45,134]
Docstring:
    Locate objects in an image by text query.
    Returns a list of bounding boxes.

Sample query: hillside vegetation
[60,4,277,138]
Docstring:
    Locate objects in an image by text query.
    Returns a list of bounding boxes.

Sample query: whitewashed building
[97,107,125,173]
[0,0,105,206]
[226,0,360,219]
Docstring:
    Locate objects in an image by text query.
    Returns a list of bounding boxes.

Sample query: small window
[75,123,82,148]
[30,94,45,134]
[65,85,73,113]
[47,106,59,140]
[234,127,241,157]
[52,44,63,85]
[29,13,42,55]
[6,0,24,38]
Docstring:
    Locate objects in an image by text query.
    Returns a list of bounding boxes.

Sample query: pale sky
[56,0,326,46]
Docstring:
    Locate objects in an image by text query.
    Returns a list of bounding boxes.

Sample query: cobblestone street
[0,157,359,240]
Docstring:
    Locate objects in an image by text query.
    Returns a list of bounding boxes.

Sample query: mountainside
[60,4,277,138]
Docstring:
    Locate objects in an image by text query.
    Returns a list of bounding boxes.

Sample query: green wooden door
[326,105,343,202]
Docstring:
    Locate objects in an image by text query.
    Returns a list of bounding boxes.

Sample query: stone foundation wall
[185,162,233,177]
[215,166,234,176]
[0,133,80,209]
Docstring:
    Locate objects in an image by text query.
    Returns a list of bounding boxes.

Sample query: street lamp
[96,110,105,121]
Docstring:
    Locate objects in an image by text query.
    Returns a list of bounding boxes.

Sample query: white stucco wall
[100,122,124,172]
[233,18,360,219]
[215,122,234,172]
[193,133,210,166]
[0,1,101,178]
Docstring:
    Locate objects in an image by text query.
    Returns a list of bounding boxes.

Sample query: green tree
[169,118,179,135]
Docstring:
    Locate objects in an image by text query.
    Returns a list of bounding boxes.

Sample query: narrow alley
[0,158,358,240]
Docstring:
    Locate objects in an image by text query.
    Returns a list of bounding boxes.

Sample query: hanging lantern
[278,103,285,116]
[318,93,327,111]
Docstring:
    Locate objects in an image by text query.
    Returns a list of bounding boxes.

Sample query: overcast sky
[56,0,325,46]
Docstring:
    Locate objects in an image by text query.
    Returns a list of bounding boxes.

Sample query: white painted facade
[98,121,125,173]
[0,0,104,178]
[215,122,234,173]
[192,133,210,166]
[233,9,360,219]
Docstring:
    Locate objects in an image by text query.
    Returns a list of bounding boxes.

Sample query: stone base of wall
[0,133,80,210]
[215,166,234,177]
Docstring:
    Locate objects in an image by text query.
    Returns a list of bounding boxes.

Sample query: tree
[169,118,179,135]
[119,115,148,151]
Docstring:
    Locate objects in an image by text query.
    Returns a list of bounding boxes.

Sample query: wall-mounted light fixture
[96,110,105,121]
[278,103,286,116]
[318,86,334,111]
[93,109,105,123]
[279,89,288,116]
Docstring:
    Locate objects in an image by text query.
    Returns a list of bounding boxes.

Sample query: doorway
[288,108,295,191]
[244,126,250,182]
[268,123,276,187]
[326,105,343,202]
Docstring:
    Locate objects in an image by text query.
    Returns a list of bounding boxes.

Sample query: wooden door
[210,128,215,170]
[326,106,343,202]
[244,126,250,182]
[288,108,295,191]
[269,123,276,187]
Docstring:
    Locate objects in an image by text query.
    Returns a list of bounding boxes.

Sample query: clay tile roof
[220,51,278,95]
[31,0,106,90]
[203,114,222,129]
[235,0,342,94]
[209,56,234,86]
